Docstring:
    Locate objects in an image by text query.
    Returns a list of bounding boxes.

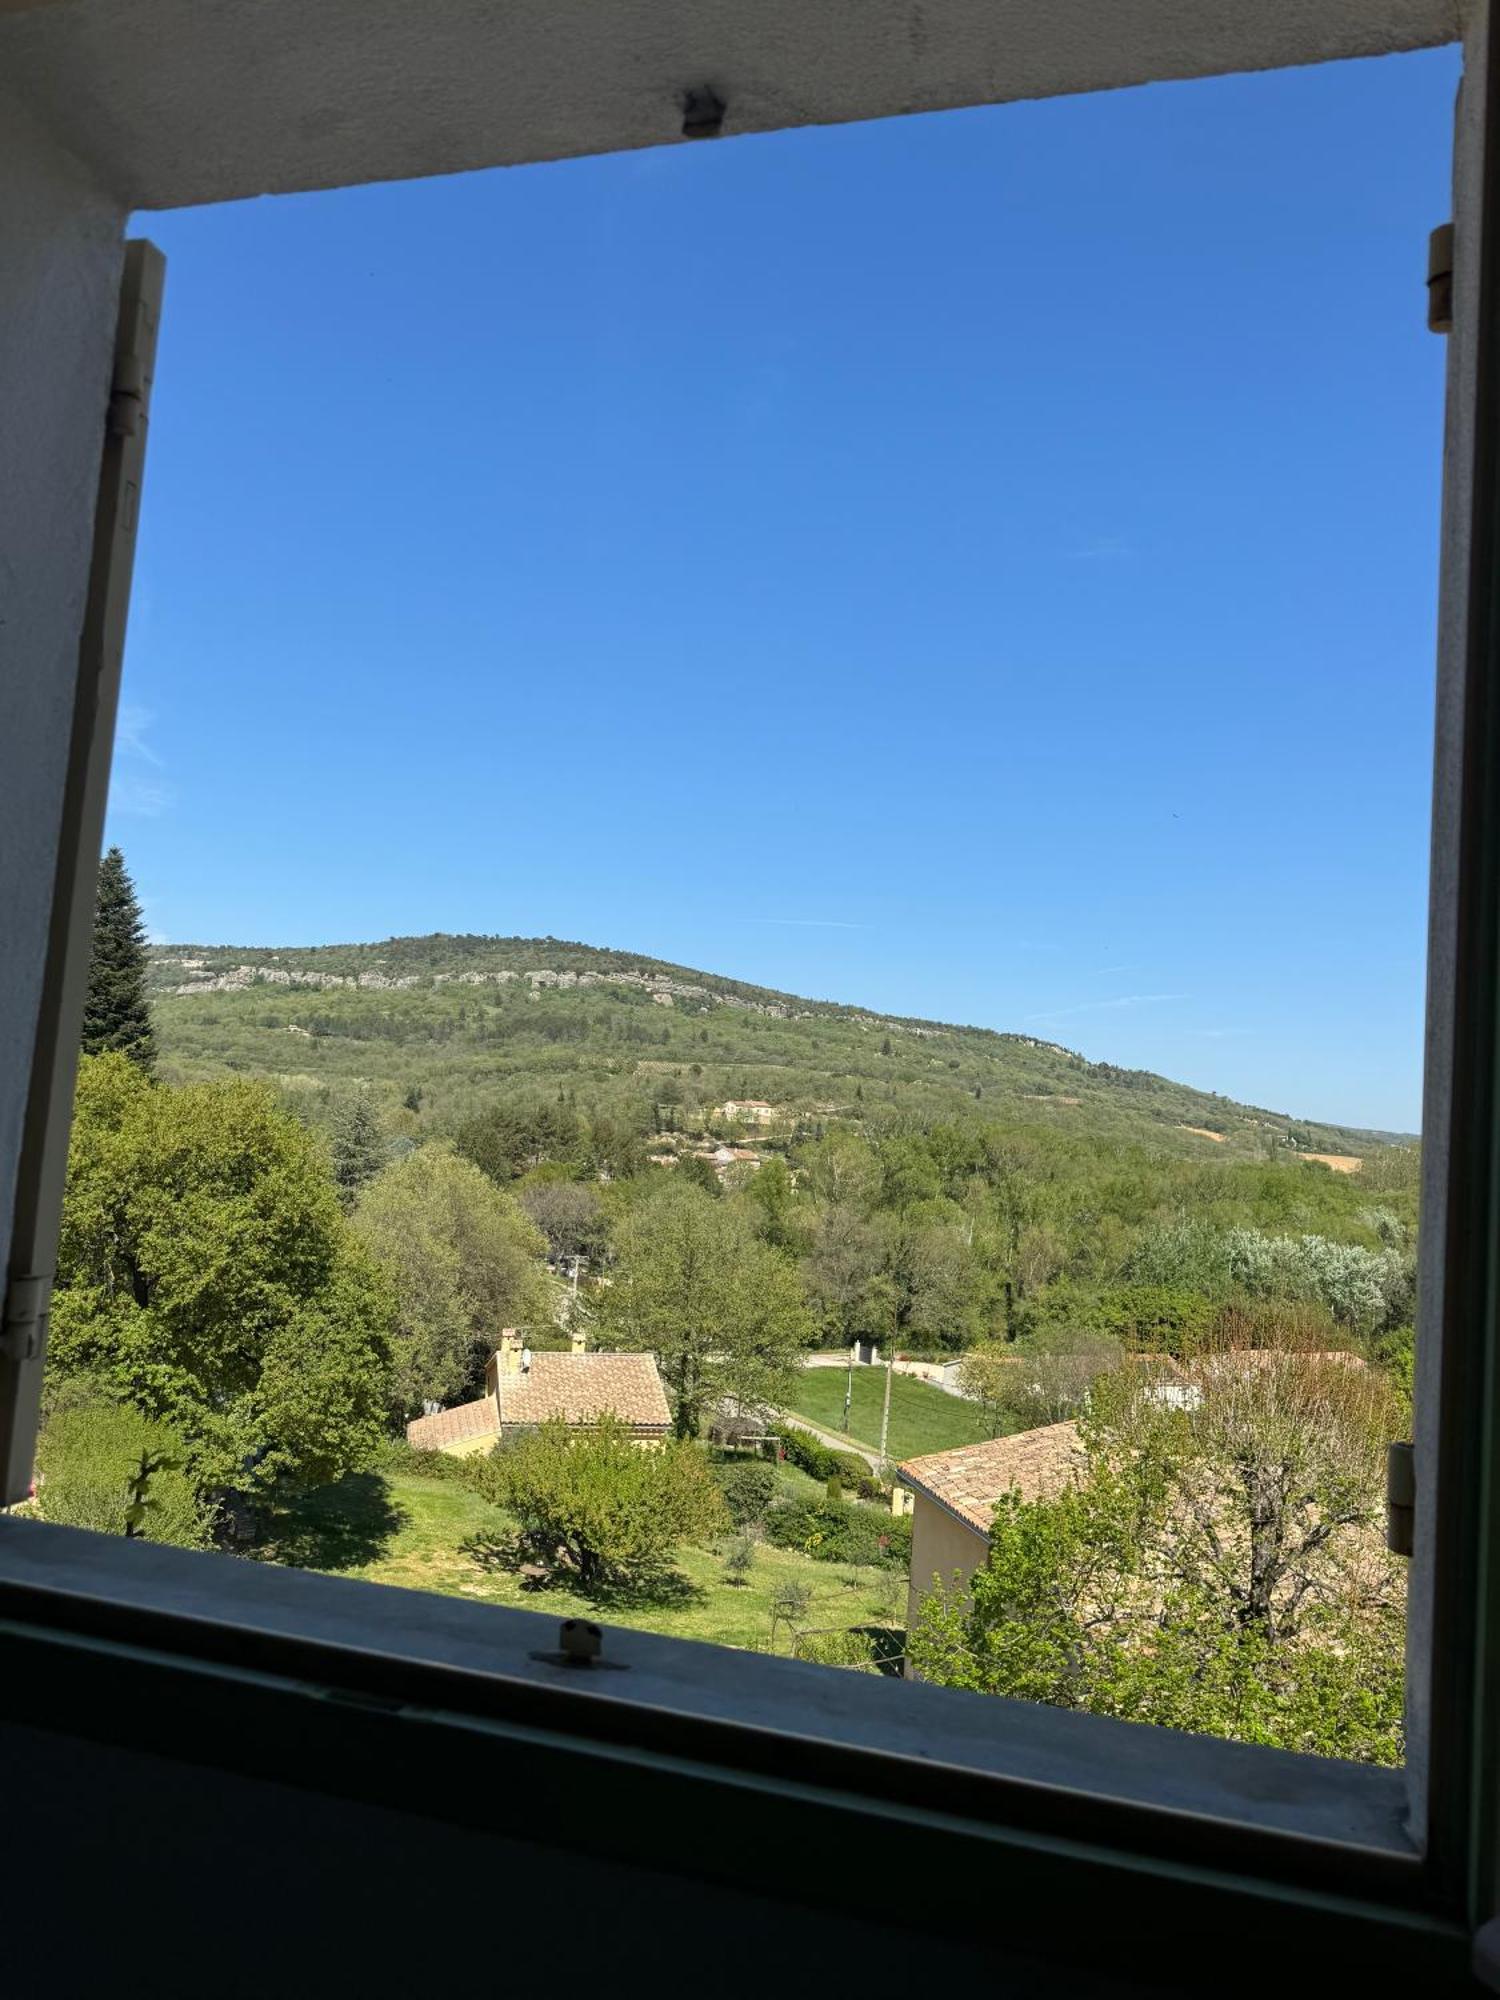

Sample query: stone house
[405,1328,671,1455]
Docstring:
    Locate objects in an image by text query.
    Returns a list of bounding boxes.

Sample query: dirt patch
[1298,1153,1363,1174]
[1179,1125,1228,1143]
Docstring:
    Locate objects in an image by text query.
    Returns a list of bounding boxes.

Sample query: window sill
[0,1517,1463,1977]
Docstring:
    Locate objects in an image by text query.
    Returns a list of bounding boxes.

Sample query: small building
[897,1424,1086,1674]
[714,1100,777,1126]
[405,1328,671,1456]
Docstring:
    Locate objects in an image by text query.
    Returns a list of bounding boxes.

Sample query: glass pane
[37,46,1454,1769]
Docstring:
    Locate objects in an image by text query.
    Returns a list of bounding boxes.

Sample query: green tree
[803,1204,892,1346]
[474,1412,726,1592]
[743,1154,803,1251]
[676,1152,722,1199]
[596,1180,811,1437]
[456,1097,582,1182]
[329,1092,385,1205]
[35,1386,211,1547]
[353,1147,551,1414]
[910,1342,1405,1763]
[81,846,156,1072]
[517,1176,608,1265]
[50,1055,394,1500]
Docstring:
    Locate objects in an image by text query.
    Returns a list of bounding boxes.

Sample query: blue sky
[116,47,1460,1132]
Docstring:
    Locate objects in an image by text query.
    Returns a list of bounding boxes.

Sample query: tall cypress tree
[82,846,156,1073]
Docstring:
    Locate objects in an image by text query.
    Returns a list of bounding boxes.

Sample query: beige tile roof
[406,1397,498,1451]
[898,1423,1085,1535]
[498,1351,671,1430]
[405,1352,672,1451]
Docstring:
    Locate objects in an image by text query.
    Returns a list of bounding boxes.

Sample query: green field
[783,1366,1000,1462]
[258,1468,904,1658]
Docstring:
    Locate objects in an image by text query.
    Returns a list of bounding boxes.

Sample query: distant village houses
[714,1099,777,1126]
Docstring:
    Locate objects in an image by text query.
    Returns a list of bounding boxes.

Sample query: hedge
[772,1423,881,1496]
[764,1497,911,1569]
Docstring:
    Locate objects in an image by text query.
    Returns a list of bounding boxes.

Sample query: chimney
[496,1328,525,1375]
[570,1326,587,1356]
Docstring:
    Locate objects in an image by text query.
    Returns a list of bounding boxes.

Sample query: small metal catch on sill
[531,1618,627,1671]
[1386,1440,1414,1558]
[1429,221,1454,334]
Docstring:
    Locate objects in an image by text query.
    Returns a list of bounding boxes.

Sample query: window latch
[1429,221,1454,334]
[0,1273,52,1366]
[1386,1440,1414,1558]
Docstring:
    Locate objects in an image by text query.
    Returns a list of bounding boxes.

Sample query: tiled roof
[898,1423,1085,1536]
[498,1351,671,1430]
[406,1397,498,1451]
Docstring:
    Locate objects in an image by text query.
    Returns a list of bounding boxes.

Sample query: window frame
[2,23,1496,1966]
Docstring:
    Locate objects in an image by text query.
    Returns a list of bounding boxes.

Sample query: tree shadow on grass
[459,1531,705,1611]
[253,1472,408,1572]
[850,1624,908,1677]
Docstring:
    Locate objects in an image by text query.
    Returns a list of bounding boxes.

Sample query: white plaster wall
[0,86,124,1284]
[0,0,1464,214]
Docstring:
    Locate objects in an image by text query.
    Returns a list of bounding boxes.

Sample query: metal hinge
[1386,1440,1415,1557]
[1429,221,1454,334]
[0,1273,52,1365]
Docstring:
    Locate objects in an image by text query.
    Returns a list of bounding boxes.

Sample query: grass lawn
[783,1365,1001,1461]
[260,1469,906,1660]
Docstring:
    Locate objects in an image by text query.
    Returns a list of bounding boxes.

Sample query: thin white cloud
[116,704,164,766]
[109,705,173,816]
[1025,992,1188,1023]
[747,917,869,931]
[109,774,174,818]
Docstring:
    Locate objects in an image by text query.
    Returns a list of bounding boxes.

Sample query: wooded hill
[147,933,1409,1160]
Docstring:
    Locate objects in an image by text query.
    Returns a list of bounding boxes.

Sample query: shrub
[470,1413,727,1592]
[723,1532,757,1584]
[713,1458,777,1527]
[765,1497,908,1568]
[373,1436,474,1484]
[795,1628,880,1670]
[772,1424,871,1490]
[35,1396,212,1548]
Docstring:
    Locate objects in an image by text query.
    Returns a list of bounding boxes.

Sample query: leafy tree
[353,1147,551,1414]
[882,1215,989,1351]
[456,1098,582,1182]
[744,1154,802,1251]
[596,1180,811,1437]
[957,1330,1120,1432]
[518,1176,608,1265]
[35,1386,210,1547]
[50,1055,394,1500]
[474,1412,725,1592]
[713,1457,777,1527]
[803,1205,891,1345]
[329,1092,385,1205]
[1033,1281,1217,1357]
[81,846,155,1072]
[676,1152,722,1198]
[911,1339,1405,1763]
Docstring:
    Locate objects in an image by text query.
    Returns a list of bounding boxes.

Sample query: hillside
[147,933,1407,1159]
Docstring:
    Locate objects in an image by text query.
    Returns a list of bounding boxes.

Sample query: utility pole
[878,1352,894,1470]
[843,1339,856,1432]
